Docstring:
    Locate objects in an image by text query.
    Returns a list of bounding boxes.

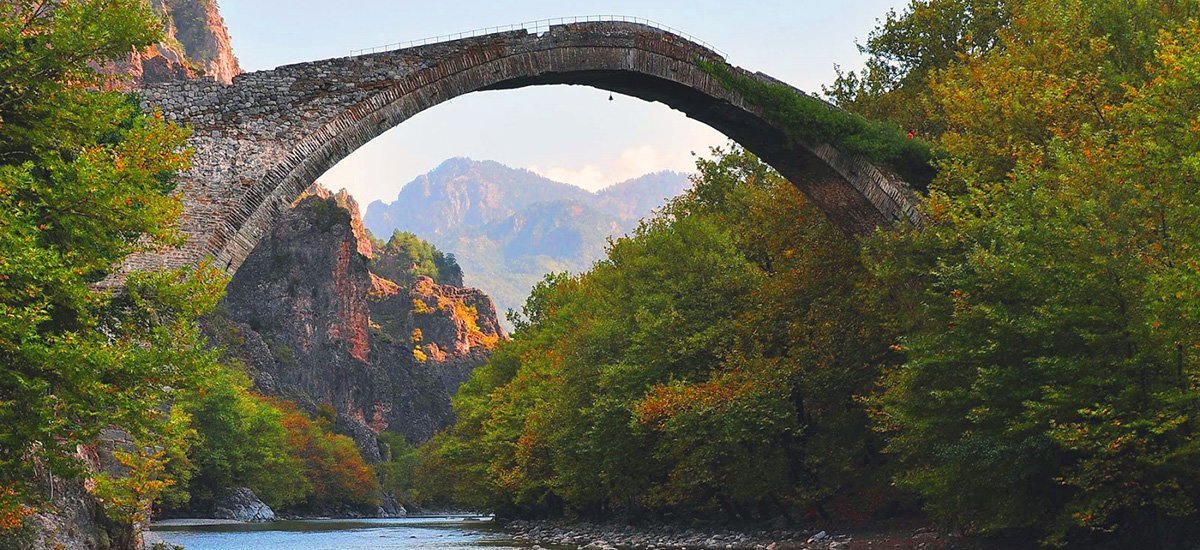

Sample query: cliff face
[206,186,503,459]
[109,0,241,87]
[297,185,375,259]
[155,0,240,83]
[16,430,148,549]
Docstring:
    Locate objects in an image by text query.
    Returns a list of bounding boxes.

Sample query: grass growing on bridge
[697,59,935,189]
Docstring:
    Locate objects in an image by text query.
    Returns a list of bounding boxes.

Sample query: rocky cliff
[106,0,241,87]
[298,185,375,259]
[206,185,504,461]
[9,430,152,549]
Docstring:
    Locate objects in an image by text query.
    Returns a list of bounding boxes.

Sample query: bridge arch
[122,20,921,279]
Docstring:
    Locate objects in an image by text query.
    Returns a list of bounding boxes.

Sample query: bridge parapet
[144,21,725,133]
[347,15,728,59]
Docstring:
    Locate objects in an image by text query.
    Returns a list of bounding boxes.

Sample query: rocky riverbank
[505,519,963,549]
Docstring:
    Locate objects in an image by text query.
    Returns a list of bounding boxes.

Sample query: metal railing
[349,15,727,59]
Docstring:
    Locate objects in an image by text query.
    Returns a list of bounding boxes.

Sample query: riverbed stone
[212,487,275,522]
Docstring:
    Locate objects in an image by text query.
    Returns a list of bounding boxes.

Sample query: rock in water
[212,487,275,522]
[377,493,408,518]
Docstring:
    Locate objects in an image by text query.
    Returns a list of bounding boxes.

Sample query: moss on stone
[697,58,935,189]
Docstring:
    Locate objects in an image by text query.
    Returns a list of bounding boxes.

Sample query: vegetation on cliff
[697,59,934,188]
[182,188,504,518]
[372,230,464,287]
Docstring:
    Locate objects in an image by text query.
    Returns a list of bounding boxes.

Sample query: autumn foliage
[271,399,379,510]
[845,0,1200,545]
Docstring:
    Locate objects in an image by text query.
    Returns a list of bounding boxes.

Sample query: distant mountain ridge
[364,159,594,240]
[364,158,692,326]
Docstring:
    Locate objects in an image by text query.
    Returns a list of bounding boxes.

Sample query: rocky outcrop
[105,0,241,88]
[212,488,275,522]
[6,431,149,550]
[156,0,240,84]
[377,494,407,518]
[297,184,375,259]
[206,185,504,460]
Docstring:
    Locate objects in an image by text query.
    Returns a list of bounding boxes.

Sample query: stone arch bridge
[119,20,921,279]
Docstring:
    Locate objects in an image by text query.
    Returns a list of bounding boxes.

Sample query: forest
[2,0,1200,548]
[413,1,1200,546]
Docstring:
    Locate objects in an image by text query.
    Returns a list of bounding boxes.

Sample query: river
[151,516,540,549]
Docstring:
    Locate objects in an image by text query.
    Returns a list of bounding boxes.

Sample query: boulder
[212,487,275,522]
[377,493,408,518]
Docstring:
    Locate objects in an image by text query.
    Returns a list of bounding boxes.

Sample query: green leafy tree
[375,432,421,504]
[167,370,308,510]
[864,2,1200,545]
[372,230,463,286]
[824,0,1011,134]
[424,147,893,521]
[0,0,228,535]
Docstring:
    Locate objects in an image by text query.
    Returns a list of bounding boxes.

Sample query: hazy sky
[218,1,905,205]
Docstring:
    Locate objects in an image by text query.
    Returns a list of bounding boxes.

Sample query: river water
[151,516,536,549]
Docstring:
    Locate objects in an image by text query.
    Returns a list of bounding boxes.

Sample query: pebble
[506,519,846,549]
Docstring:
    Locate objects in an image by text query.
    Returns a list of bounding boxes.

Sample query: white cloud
[528,128,725,192]
[526,163,609,191]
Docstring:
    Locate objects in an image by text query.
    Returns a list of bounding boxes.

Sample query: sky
[218,1,906,205]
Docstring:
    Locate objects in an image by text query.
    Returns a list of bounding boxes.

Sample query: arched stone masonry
[115,21,922,281]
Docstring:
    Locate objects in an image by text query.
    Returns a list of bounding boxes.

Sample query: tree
[167,370,308,510]
[273,400,380,511]
[372,230,463,286]
[0,0,222,534]
[423,147,894,521]
[864,2,1200,544]
[824,0,1011,135]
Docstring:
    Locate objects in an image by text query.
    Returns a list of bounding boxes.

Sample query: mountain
[364,159,692,325]
[364,158,595,241]
[207,184,505,463]
[594,170,690,220]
